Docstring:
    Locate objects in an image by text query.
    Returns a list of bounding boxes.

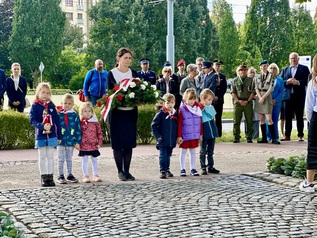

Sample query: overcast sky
[207,0,317,23]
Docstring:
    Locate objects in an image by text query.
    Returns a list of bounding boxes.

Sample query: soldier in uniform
[137,58,157,85]
[254,60,280,144]
[231,63,255,143]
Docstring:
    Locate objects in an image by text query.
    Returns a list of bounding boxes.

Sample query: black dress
[107,69,139,150]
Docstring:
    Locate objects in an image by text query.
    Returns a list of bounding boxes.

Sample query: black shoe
[272,139,280,144]
[48,174,55,187]
[247,139,253,143]
[57,175,67,184]
[66,174,78,183]
[201,168,207,175]
[160,171,167,179]
[125,171,135,181]
[257,139,268,143]
[166,171,174,177]
[118,171,126,181]
[208,167,220,174]
[41,174,50,187]
[233,139,240,143]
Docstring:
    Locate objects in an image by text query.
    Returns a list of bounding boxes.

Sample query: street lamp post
[166,0,175,72]
[149,0,175,72]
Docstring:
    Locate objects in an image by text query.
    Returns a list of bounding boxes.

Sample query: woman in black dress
[107,47,138,181]
[6,63,27,112]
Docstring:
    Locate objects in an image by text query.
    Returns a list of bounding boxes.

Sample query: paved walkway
[1,141,316,237]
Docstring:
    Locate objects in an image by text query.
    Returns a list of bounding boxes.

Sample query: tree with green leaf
[291,5,317,56]
[63,20,85,50]
[211,0,240,77]
[9,0,65,87]
[0,0,14,70]
[87,0,216,72]
[242,0,293,68]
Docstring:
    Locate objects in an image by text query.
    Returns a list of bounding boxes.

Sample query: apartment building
[60,0,99,42]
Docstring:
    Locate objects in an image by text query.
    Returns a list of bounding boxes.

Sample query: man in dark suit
[280,52,310,141]
[137,58,157,85]
[210,60,227,137]
[0,69,6,110]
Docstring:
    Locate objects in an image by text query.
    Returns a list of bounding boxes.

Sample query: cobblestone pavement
[1,175,317,238]
[0,142,314,237]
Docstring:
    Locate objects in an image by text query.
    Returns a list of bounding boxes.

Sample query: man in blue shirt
[137,58,157,85]
[83,59,108,106]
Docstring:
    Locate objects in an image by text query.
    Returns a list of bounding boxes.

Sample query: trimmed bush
[137,104,157,144]
[0,111,35,149]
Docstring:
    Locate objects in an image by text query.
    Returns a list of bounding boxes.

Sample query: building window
[66,12,73,21]
[77,13,83,24]
[65,0,73,7]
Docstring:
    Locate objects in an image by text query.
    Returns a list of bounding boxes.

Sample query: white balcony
[77,19,84,24]
[77,5,84,10]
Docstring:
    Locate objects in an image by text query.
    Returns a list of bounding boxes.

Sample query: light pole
[149,0,175,71]
[166,0,175,72]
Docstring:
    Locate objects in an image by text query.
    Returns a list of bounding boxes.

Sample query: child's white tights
[82,156,98,177]
[38,146,55,174]
[179,148,196,171]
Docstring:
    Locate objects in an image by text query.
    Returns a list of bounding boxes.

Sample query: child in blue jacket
[151,93,178,179]
[199,88,219,175]
[29,83,61,187]
[56,94,81,184]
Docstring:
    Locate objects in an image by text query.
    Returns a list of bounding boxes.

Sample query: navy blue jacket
[137,70,157,85]
[151,109,178,148]
[6,76,27,106]
[29,101,62,141]
[0,69,6,97]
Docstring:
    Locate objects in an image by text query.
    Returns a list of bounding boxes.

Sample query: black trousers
[284,94,304,137]
[214,102,223,137]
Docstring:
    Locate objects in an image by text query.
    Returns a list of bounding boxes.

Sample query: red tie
[64,113,69,127]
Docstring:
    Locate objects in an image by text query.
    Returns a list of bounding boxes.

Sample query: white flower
[129,92,135,98]
[141,84,146,90]
[129,82,136,88]
[151,85,157,90]
[154,92,159,98]
[143,81,149,86]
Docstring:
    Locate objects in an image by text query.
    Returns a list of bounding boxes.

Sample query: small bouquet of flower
[97,78,160,120]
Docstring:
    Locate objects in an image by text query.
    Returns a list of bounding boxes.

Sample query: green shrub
[267,155,317,180]
[0,212,24,238]
[137,104,157,144]
[0,111,35,149]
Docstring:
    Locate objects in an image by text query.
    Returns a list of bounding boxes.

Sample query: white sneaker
[299,180,315,193]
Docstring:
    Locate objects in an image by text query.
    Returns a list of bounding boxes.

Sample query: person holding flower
[107,47,139,181]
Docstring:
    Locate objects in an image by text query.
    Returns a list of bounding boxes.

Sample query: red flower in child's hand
[134,78,141,83]
[96,101,102,107]
[114,85,120,91]
[116,94,123,101]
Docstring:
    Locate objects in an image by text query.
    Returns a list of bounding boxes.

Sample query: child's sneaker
[57,175,67,184]
[83,176,91,183]
[93,175,102,182]
[208,167,220,174]
[299,180,315,193]
[160,171,167,179]
[190,169,199,176]
[66,174,78,183]
[201,168,207,175]
[166,170,174,177]
[180,169,186,176]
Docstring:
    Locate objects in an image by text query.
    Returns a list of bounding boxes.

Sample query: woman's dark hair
[114,47,133,68]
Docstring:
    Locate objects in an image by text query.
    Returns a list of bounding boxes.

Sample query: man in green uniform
[231,63,255,143]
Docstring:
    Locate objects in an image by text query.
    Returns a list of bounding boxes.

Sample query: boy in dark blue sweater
[151,93,178,179]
